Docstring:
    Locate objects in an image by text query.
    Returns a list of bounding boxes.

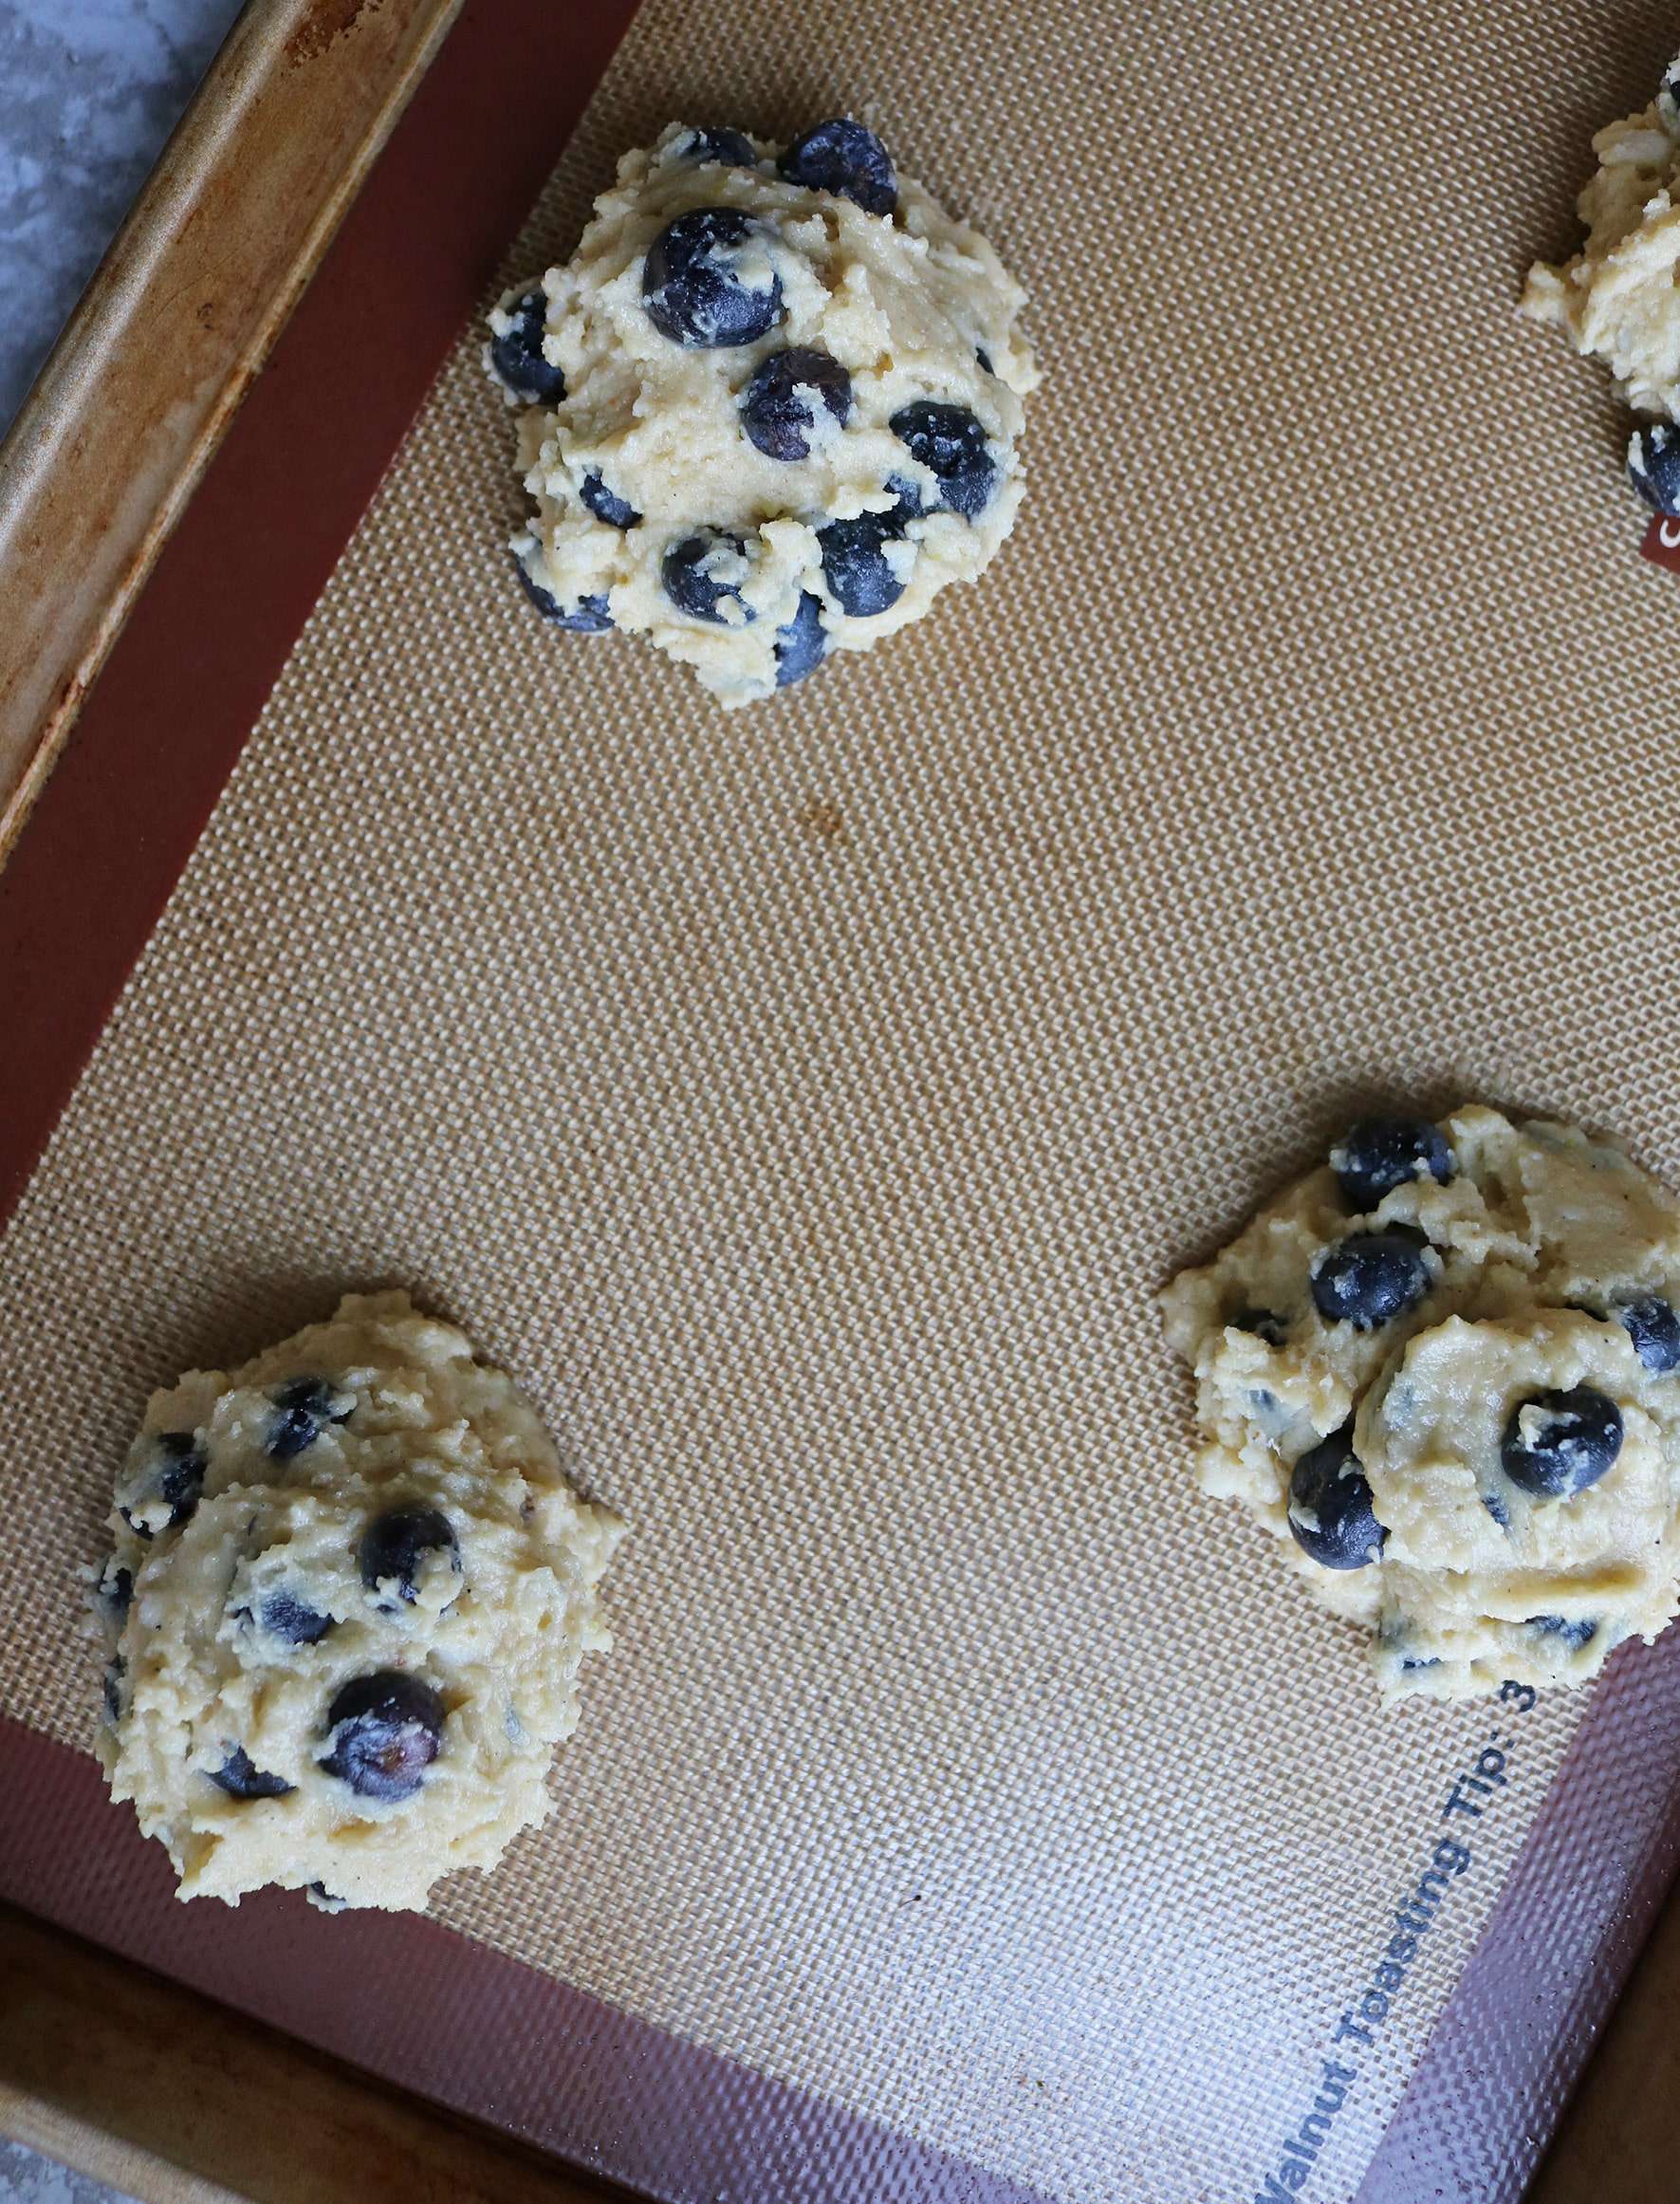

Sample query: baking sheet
[6,0,1680,2198]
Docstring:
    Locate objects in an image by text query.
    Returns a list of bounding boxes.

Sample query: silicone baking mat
[5,1,1680,2199]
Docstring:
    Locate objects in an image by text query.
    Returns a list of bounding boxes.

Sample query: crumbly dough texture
[95,1292,620,1910]
[1523,61,1680,417]
[1160,1107,1680,1702]
[489,122,1037,705]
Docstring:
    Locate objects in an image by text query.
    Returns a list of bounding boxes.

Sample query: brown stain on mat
[286,0,378,65]
[799,799,848,847]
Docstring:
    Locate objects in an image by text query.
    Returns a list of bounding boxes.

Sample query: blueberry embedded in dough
[1627,422,1680,514]
[1527,1613,1598,1653]
[264,1376,353,1463]
[1287,1425,1388,1570]
[512,542,614,632]
[641,208,785,348]
[1309,1229,1432,1331]
[98,1558,134,1623]
[889,401,997,518]
[210,1745,295,1801]
[117,1430,207,1539]
[320,1671,447,1803]
[580,471,641,530]
[488,287,565,406]
[358,1504,461,1613]
[1329,1114,1455,1215]
[1612,1291,1680,1374]
[818,510,910,617]
[664,125,761,170]
[1230,1306,1288,1348]
[246,1589,334,1646]
[773,591,828,688]
[778,119,897,215]
[1500,1384,1624,1498]
[739,347,853,462]
[662,531,757,624]
[102,1656,126,1725]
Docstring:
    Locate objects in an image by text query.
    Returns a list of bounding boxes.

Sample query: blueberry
[489,288,564,405]
[119,1431,207,1539]
[102,1657,125,1724]
[662,531,755,623]
[1330,1115,1455,1213]
[1310,1230,1431,1330]
[306,1881,347,1913]
[975,345,995,375]
[1628,423,1680,514]
[779,120,896,215]
[210,1745,294,1800]
[1287,1425,1387,1569]
[884,471,927,523]
[889,401,997,518]
[1614,1292,1680,1374]
[100,1561,134,1623]
[359,1504,460,1610]
[740,347,853,461]
[320,1671,446,1802]
[1528,1613,1598,1653]
[1399,1656,1443,1675]
[1231,1306,1288,1347]
[642,209,784,347]
[266,1377,349,1463]
[818,511,907,617]
[774,591,828,687]
[259,1591,334,1645]
[1501,1385,1623,1498]
[673,126,759,168]
[580,471,640,529]
[512,548,614,632]
[1482,1490,1511,1529]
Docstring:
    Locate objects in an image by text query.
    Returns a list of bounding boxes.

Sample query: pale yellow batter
[1523,55,1680,499]
[1161,1106,1680,1700]
[488,120,1038,704]
[94,1291,619,1910]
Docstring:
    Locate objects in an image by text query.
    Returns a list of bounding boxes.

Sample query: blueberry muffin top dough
[1523,53,1680,514]
[488,118,1039,705]
[95,1292,620,1911]
[1160,1106,1680,1701]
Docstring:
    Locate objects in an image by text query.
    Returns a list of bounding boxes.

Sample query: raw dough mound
[488,119,1038,706]
[1523,58,1680,423]
[94,1291,620,1910]
[1160,1106,1680,1702]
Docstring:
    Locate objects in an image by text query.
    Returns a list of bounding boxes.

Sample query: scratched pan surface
[3,1,1680,2199]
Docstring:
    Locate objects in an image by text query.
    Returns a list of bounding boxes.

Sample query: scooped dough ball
[486,118,1039,705]
[93,1291,620,1912]
[1523,55,1680,500]
[1159,1105,1680,1702]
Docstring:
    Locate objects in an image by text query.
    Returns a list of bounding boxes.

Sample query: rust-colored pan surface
[0,0,462,857]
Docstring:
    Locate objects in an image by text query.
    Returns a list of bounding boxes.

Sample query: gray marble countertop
[0,6,244,2192]
[0,0,245,435]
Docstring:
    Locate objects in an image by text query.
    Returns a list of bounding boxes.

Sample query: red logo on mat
[1640,512,1680,571]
